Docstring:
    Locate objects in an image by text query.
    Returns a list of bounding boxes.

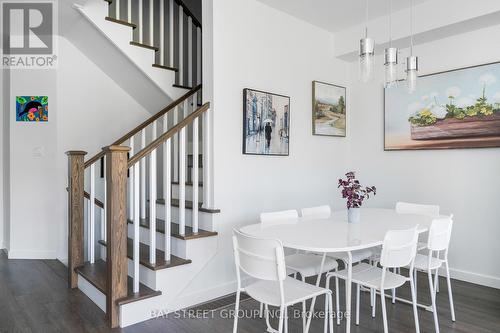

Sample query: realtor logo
[1,1,57,68]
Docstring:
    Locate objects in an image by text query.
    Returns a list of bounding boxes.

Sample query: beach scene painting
[16,96,48,122]
[385,62,500,150]
[312,81,346,137]
[243,89,290,156]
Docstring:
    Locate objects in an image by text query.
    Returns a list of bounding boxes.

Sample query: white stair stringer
[119,236,218,327]
[73,0,183,100]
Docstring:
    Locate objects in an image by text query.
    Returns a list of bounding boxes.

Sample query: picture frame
[243,88,290,156]
[312,81,346,137]
[384,61,500,150]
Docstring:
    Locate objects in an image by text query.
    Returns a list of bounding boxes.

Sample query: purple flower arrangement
[338,172,376,209]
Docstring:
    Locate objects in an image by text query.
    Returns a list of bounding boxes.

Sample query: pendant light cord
[389,0,393,47]
[365,0,369,38]
[410,0,414,55]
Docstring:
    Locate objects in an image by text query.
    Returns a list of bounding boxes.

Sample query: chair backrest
[427,216,453,251]
[380,226,419,269]
[232,229,287,282]
[395,201,440,217]
[301,205,331,219]
[260,209,298,227]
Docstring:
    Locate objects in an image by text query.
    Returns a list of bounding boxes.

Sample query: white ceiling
[256,0,431,33]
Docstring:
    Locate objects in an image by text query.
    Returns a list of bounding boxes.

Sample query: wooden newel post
[103,145,130,328]
[66,150,87,289]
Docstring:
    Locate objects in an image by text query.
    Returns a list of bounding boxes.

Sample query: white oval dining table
[240,208,436,333]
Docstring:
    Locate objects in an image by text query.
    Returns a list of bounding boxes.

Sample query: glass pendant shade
[406,55,418,93]
[384,47,398,88]
[359,37,374,83]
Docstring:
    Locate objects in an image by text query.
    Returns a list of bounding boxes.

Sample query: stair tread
[75,260,161,306]
[173,84,194,90]
[130,41,159,51]
[127,218,218,240]
[105,16,137,29]
[153,64,179,72]
[98,238,192,271]
[155,198,221,213]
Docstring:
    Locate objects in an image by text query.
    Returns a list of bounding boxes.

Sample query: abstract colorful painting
[243,89,290,156]
[16,96,48,122]
[385,62,500,150]
[312,81,346,136]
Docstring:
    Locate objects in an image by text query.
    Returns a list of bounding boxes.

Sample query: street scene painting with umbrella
[243,89,290,155]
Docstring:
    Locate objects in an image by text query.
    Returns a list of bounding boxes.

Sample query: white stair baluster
[179,102,186,236]
[133,162,140,293]
[173,106,179,182]
[127,0,132,23]
[159,0,165,66]
[178,5,184,86]
[203,106,212,209]
[116,0,120,20]
[149,122,157,264]
[164,114,172,261]
[169,0,174,68]
[89,163,96,264]
[140,129,146,219]
[192,103,199,234]
[188,16,193,88]
[139,0,143,44]
[128,136,135,219]
[149,0,154,46]
[197,26,201,86]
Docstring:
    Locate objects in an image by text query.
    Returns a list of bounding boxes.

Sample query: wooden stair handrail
[128,102,210,168]
[174,0,202,28]
[65,187,104,209]
[84,84,202,168]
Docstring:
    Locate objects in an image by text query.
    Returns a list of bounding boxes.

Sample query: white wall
[4,36,152,259]
[183,0,352,297]
[349,24,500,288]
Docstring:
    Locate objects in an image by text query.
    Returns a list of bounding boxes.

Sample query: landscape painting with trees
[312,81,346,137]
[385,62,500,150]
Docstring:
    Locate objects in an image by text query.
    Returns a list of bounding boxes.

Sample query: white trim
[78,275,107,312]
[440,266,500,290]
[8,249,57,259]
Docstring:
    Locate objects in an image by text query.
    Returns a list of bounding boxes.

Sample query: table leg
[346,251,352,333]
[305,253,326,332]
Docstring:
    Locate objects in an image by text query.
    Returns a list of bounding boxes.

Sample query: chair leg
[259,302,264,318]
[410,277,421,333]
[233,290,241,333]
[445,261,456,322]
[335,276,340,325]
[414,268,418,302]
[265,304,277,333]
[435,269,440,293]
[371,288,376,318]
[328,293,334,333]
[284,307,288,333]
[356,284,360,326]
[302,275,307,331]
[380,289,388,333]
[392,268,396,304]
[278,306,285,333]
[428,269,440,333]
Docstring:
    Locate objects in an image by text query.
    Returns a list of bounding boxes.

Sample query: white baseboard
[8,249,57,259]
[445,267,500,290]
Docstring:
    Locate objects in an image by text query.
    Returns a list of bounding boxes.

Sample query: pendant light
[359,0,374,83]
[406,0,418,93]
[384,0,398,88]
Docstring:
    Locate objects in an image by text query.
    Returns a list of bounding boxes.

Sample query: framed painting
[312,81,346,137]
[385,62,500,150]
[16,96,48,122]
[243,89,290,156]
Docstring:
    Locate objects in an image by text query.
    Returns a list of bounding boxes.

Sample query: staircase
[66,0,218,328]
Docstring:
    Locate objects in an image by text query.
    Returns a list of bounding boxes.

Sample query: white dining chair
[411,215,456,333]
[326,227,421,333]
[260,209,339,330]
[232,229,334,333]
[301,205,373,325]
[396,202,440,251]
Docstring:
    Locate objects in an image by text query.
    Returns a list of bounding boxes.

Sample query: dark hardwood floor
[1,250,499,332]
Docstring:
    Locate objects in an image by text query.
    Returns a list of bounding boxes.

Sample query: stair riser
[126,223,187,259]
[171,183,203,201]
[154,204,214,232]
